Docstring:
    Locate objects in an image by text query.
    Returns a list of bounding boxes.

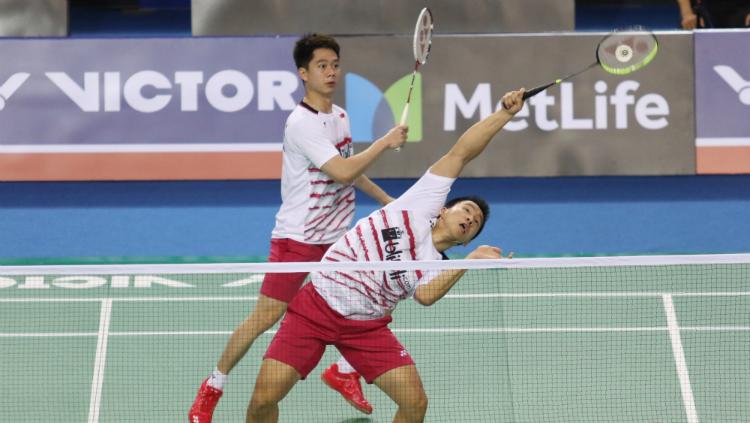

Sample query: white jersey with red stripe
[272,102,355,245]
[312,170,456,320]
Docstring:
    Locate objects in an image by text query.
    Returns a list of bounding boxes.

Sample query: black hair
[444,196,490,240]
[293,33,340,69]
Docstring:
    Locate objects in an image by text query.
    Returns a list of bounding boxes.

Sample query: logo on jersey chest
[381,227,406,261]
[381,227,411,291]
[381,227,403,242]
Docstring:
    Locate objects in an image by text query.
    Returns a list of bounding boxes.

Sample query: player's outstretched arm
[413,245,511,306]
[321,125,407,185]
[354,175,394,205]
[429,89,524,179]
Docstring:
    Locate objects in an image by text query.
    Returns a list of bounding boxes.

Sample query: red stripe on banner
[402,210,422,280]
[0,152,282,181]
[696,146,750,174]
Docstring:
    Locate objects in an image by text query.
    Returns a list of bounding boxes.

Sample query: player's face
[442,200,484,245]
[300,48,340,97]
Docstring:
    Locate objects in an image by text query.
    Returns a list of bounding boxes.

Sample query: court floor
[1,266,748,422]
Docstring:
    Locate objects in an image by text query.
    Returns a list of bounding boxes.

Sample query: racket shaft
[522,82,555,100]
[400,103,410,126]
[399,65,419,125]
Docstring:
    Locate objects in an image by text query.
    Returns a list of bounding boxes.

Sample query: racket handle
[399,103,410,126]
[395,104,410,152]
[522,82,555,100]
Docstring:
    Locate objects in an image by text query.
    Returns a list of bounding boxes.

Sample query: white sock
[336,357,356,374]
[206,368,227,390]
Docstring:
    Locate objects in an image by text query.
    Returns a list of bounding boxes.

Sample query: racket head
[413,7,434,65]
[595,27,658,76]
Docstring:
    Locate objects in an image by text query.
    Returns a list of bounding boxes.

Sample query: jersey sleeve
[285,119,340,168]
[385,170,456,216]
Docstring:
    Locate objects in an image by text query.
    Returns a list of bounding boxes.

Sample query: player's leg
[249,284,332,421]
[190,239,327,422]
[333,317,415,416]
[373,365,428,423]
[216,294,288,373]
[246,359,301,423]
[189,291,291,423]
[219,239,329,374]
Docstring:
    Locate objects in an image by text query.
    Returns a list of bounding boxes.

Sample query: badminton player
[246,88,525,423]
[189,33,407,423]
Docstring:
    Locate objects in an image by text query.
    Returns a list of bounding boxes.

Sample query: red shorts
[259,238,332,303]
[264,283,415,384]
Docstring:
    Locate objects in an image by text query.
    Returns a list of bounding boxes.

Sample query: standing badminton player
[189,33,408,423]
[246,88,525,423]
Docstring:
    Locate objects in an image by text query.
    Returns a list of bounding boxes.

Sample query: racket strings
[596,31,658,75]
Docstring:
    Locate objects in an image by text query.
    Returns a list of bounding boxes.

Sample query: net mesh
[1,254,748,422]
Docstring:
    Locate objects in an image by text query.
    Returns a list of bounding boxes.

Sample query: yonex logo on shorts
[400,350,409,357]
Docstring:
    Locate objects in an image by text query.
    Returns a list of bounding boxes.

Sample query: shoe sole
[321,373,373,415]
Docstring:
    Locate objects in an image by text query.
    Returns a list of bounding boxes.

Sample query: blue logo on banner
[345,72,422,143]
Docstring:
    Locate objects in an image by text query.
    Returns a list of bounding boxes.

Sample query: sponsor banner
[0,37,300,181]
[695,30,750,174]
[336,33,696,177]
[0,34,695,180]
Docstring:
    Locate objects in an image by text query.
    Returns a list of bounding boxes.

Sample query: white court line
[1,291,749,303]
[663,295,699,423]
[87,299,112,423]
[2,326,749,338]
[0,332,98,337]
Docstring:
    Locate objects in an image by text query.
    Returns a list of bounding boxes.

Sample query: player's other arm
[354,175,394,205]
[414,246,510,306]
[321,125,407,185]
[429,89,524,179]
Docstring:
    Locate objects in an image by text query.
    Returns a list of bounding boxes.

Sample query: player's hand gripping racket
[519,28,658,102]
[396,7,433,151]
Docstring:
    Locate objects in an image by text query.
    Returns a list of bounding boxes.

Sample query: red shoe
[321,364,373,415]
[188,378,223,423]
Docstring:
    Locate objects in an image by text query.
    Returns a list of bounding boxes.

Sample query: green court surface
[1,265,748,422]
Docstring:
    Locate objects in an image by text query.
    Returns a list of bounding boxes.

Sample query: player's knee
[402,390,428,417]
[247,390,277,417]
